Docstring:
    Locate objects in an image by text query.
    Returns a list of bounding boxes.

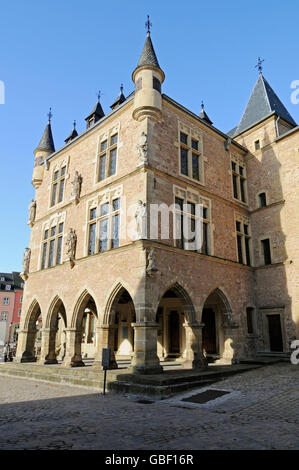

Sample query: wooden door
[267,315,283,352]
[202,308,217,354]
[169,311,180,353]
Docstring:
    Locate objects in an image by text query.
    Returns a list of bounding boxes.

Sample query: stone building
[16,27,298,373]
[0,272,24,346]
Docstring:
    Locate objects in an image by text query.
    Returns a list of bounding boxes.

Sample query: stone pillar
[183,322,208,369]
[14,329,36,363]
[57,329,66,361]
[61,328,85,367]
[93,325,118,369]
[130,322,162,375]
[39,328,58,364]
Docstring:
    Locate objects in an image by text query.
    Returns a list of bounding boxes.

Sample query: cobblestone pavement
[0,363,298,450]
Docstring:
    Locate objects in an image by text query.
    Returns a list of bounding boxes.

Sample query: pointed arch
[157,282,196,324]
[71,289,98,329]
[45,295,67,329]
[24,299,42,330]
[103,281,135,325]
[201,287,233,320]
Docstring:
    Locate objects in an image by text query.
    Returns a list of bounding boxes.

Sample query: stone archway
[15,300,42,363]
[202,288,238,364]
[93,284,136,369]
[156,283,207,369]
[62,291,98,367]
[40,297,67,364]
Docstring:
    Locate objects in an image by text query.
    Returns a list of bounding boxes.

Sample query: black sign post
[101,348,111,396]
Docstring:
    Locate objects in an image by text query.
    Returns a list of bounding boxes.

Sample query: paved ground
[0,362,298,450]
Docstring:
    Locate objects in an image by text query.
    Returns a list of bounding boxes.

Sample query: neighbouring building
[15,24,298,372]
[0,272,24,346]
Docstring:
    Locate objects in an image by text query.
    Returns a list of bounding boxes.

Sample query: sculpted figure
[71,171,82,202]
[137,131,148,164]
[146,248,158,274]
[135,200,147,239]
[22,248,31,274]
[66,228,77,260]
[27,199,36,225]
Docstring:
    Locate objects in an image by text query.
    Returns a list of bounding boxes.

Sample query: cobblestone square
[0,363,298,450]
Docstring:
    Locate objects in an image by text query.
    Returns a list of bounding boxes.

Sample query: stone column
[57,329,66,361]
[39,328,58,364]
[183,322,208,369]
[130,322,162,375]
[14,329,36,363]
[93,324,118,369]
[61,328,85,367]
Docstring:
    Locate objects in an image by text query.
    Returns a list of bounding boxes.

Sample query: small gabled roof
[110,85,126,110]
[230,74,296,137]
[64,121,78,144]
[35,121,55,153]
[85,100,105,122]
[199,102,213,125]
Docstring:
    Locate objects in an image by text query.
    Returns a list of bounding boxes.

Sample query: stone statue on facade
[135,200,147,239]
[71,171,82,204]
[146,248,158,275]
[137,131,148,165]
[21,247,31,280]
[65,228,77,267]
[27,199,37,226]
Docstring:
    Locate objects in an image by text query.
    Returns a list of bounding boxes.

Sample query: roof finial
[255,57,264,74]
[47,107,53,123]
[201,100,204,110]
[120,83,124,93]
[145,15,152,35]
[73,120,76,129]
[97,90,102,102]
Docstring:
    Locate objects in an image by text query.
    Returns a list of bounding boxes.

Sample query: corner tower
[132,18,165,122]
[32,109,55,189]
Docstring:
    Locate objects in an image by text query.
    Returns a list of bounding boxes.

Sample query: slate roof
[110,89,126,110]
[64,127,78,144]
[229,74,297,137]
[136,32,160,69]
[35,121,55,153]
[199,107,213,125]
[0,272,23,291]
[85,101,105,121]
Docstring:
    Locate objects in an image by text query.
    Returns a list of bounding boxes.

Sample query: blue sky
[0,0,298,272]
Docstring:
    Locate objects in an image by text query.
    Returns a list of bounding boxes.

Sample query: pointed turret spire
[65,120,78,144]
[229,73,297,137]
[133,16,163,75]
[85,91,105,129]
[110,84,126,110]
[35,108,55,153]
[199,101,213,125]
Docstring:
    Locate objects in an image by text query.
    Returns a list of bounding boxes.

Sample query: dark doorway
[169,311,180,353]
[267,315,283,352]
[202,308,217,354]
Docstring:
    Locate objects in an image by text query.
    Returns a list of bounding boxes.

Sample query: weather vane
[145,15,152,34]
[255,57,264,74]
[47,107,53,122]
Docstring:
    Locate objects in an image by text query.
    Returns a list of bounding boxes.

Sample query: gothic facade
[16,29,299,373]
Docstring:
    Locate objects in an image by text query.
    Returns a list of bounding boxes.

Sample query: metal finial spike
[73,120,76,129]
[120,83,124,93]
[97,90,101,102]
[145,15,152,34]
[255,57,264,74]
[201,101,204,110]
[47,107,53,122]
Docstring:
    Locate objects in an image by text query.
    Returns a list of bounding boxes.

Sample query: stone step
[109,378,217,398]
